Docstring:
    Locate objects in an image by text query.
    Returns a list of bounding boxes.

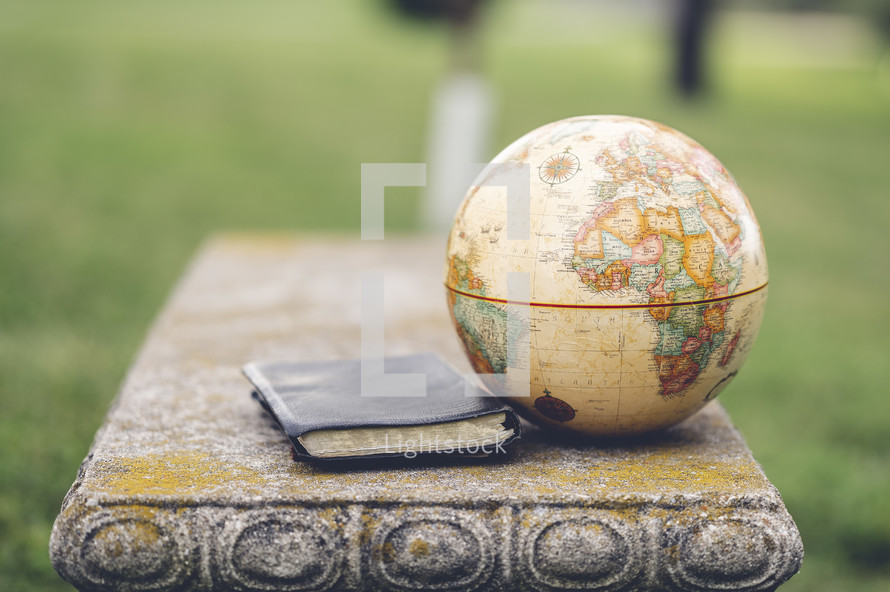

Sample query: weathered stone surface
[50,236,803,591]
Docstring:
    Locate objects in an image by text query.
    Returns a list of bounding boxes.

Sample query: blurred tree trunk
[675,0,714,97]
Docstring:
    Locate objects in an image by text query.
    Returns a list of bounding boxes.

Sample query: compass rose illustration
[538,149,580,185]
[534,388,576,422]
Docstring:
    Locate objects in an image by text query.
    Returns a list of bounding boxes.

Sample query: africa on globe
[445,115,768,437]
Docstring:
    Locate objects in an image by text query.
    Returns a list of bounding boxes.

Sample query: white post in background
[422,72,493,233]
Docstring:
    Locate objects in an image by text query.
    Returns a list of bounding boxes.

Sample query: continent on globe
[445,115,768,438]
[446,256,507,376]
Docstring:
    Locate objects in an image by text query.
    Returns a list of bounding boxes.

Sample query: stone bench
[50,236,803,592]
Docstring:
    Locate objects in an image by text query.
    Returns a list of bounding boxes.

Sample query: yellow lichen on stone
[409,538,430,557]
[317,506,343,533]
[359,512,380,546]
[378,541,396,564]
[91,525,126,559]
[93,452,267,497]
[523,446,764,497]
[83,505,166,569]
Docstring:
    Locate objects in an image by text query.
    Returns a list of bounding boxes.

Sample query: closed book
[242,353,520,461]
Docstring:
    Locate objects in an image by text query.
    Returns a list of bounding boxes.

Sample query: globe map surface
[445,115,768,437]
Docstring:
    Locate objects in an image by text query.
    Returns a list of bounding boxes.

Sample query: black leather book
[242,353,521,461]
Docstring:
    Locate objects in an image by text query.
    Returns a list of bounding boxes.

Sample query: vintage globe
[445,115,768,437]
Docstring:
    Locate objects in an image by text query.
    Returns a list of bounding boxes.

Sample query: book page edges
[297,412,512,458]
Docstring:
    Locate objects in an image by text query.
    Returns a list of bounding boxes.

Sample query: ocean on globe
[445,115,768,437]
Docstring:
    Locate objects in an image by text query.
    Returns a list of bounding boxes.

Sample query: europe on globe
[445,115,768,437]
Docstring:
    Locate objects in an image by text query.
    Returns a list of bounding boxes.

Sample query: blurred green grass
[1,0,888,590]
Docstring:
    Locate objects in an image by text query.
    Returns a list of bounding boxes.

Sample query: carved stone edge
[50,499,803,592]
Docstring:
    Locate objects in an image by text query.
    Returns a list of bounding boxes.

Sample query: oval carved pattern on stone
[372,514,494,591]
[218,509,344,592]
[79,507,192,591]
[527,518,638,591]
[667,513,798,592]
